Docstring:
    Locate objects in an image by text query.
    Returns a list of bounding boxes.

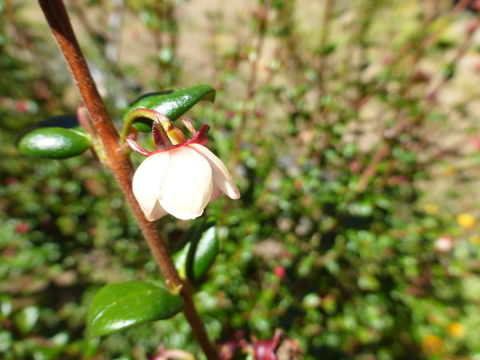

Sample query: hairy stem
[37,1,219,358]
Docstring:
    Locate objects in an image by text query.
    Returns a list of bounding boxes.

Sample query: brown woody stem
[36,1,219,359]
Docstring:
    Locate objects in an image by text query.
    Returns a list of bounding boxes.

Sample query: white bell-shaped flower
[128,113,240,221]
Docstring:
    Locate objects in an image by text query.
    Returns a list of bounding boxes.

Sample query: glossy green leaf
[87,281,183,337]
[188,225,218,281]
[18,127,90,159]
[124,85,215,132]
[174,219,219,283]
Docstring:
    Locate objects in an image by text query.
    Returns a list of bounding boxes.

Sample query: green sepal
[86,281,184,338]
[123,85,216,132]
[18,127,90,159]
[174,218,219,283]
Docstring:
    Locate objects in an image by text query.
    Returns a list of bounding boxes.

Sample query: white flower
[434,236,454,253]
[129,115,240,221]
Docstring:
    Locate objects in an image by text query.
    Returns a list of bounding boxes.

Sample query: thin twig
[36,1,219,358]
[357,15,478,191]
[386,0,470,72]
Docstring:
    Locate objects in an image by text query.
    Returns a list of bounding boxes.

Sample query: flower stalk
[37,1,219,358]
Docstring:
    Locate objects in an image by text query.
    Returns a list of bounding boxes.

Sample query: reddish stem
[36,1,219,359]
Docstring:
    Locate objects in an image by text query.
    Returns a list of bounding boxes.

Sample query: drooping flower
[128,111,240,221]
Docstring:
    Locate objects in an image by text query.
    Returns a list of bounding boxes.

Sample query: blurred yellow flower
[424,204,439,215]
[457,213,476,229]
[422,334,443,355]
[447,322,466,338]
[442,166,457,176]
[470,235,480,246]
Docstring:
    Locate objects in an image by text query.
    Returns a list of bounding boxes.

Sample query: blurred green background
[2,0,480,359]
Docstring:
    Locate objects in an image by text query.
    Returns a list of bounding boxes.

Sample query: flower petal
[146,201,168,221]
[210,184,222,202]
[159,146,213,220]
[132,151,170,219]
[188,143,240,199]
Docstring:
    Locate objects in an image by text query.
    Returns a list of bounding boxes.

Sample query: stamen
[126,138,151,156]
[195,124,210,145]
[153,117,173,149]
[181,117,197,135]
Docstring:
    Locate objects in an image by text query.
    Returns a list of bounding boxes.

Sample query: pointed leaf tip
[124,85,216,132]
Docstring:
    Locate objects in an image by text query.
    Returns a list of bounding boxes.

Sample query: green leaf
[18,127,90,159]
[14,306,39,335]
[0,331,12,352]
[124,85,216,132]
[87,281,183,337]
[188,225,218,281]
[0,296,12,320]
[174,219,219,283]
[173,242,189,280]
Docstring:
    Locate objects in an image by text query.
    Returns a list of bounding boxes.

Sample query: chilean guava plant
[16,1,250,359]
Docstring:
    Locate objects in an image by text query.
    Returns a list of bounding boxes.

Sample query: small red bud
[273,266,286,279]
[15,100,28,113]
[15,222,30,234]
